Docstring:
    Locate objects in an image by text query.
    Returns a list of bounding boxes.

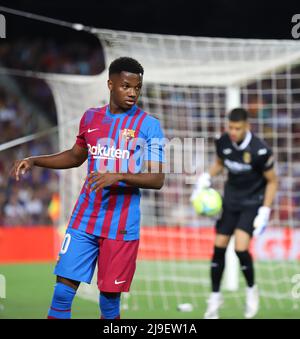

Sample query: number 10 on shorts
[60,233,71,254]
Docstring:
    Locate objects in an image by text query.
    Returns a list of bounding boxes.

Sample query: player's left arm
[115,117,166,190]
[119,161,165,189]
[262,168,278,208]
[253,151,278,235]
[86,162,165,192]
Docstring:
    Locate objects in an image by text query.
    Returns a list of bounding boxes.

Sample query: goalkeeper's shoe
[244,285,259,319]
[204,292,223,319]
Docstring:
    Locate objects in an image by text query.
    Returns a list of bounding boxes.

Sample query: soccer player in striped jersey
[11,57,165,319]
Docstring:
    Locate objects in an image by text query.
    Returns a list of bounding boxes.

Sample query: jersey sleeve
[214,135,224,159]
[76,112,88,149]
[258,146,274,171]
[144,118,166,163]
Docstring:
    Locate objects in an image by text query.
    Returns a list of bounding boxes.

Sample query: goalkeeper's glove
[253,206,271,236]
[190,172,211,202]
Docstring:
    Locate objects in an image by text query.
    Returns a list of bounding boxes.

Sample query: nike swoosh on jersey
[114,279,126,285]
[88,128,100,133]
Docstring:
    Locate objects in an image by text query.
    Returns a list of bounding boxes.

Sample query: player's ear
[107,79,113,92]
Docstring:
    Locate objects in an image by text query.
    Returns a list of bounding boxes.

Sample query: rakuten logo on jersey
[87,143,130,160]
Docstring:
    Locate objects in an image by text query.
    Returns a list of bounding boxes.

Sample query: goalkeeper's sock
[211,246,226,292]
[235,250,254,287]
[100,292,121,319]
[47,282,76,319]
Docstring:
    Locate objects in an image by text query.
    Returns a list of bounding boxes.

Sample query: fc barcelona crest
[243,151,251,164]
[121,128,135,141]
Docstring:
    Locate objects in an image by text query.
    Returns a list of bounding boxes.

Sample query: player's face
[227,120,249,143]
[108,71,143,111]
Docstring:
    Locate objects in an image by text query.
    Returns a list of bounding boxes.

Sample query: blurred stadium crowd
[0,38,103,75]
[0,38,104,226]
[0,87,59,226]
[0,38,299,227]
[0,39,103,227]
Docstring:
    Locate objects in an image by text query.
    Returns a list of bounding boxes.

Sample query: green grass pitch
[0,261,299,319]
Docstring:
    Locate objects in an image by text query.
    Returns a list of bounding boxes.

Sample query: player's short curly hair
[109,57,144,76]
[228,108,249,121]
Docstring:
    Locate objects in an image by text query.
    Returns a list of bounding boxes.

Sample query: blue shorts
[54,228,99,284]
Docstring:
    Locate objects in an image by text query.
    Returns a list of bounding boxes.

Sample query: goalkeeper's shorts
[215,204,260,236]
[54,228,139,292]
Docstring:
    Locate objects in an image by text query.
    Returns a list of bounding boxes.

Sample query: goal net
[39,32,300,314]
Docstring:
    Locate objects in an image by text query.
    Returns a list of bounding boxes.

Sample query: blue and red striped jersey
[67,104,165,240]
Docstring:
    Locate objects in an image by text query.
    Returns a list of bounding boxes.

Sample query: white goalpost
[3,29,300,314]
[223,86,241,292]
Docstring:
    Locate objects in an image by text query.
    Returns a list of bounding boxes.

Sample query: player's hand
[86,171,123,192]
[10,158,34,181]
[190,172,211,202]
[253,206,271,236]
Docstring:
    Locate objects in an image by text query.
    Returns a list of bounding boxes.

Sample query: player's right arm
[10,143,88,181]
[190,135,224,201]
[191,157,223,199]
[208,134,225,178]
[208,156,224,178]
